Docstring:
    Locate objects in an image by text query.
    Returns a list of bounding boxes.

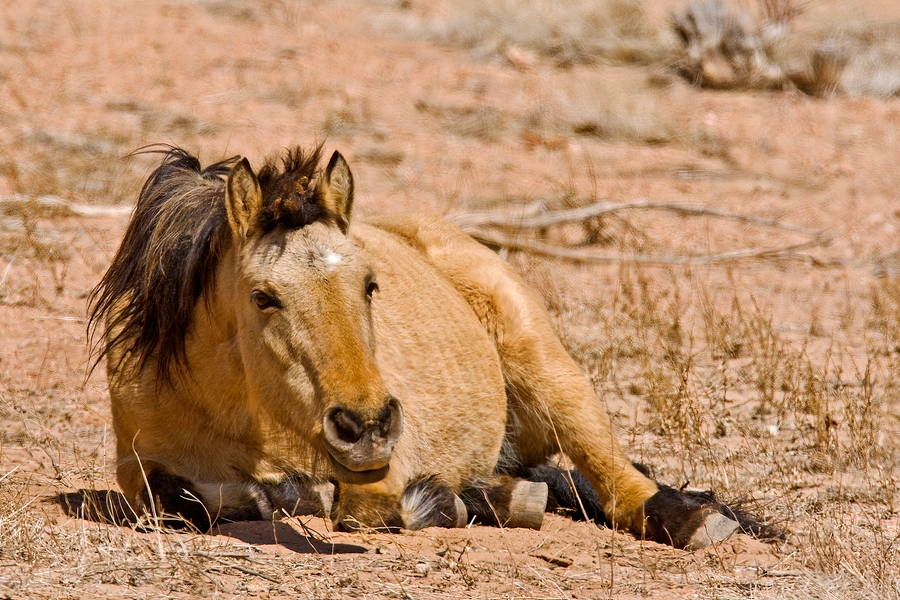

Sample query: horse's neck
[175,255,254,432]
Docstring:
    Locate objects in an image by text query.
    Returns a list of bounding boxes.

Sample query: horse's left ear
[317,151,354,234]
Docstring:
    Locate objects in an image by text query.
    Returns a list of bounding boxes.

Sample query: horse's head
[224,151,402,484]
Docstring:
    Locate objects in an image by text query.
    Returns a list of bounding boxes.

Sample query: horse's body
[92,146,741,548]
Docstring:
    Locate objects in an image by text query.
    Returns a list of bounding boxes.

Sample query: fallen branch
[449,198,830,265]
[0,194,133,218]
[447,198,821,238]
[466,229,823,265]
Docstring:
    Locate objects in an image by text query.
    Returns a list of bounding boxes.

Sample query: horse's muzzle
[322,397,403,482]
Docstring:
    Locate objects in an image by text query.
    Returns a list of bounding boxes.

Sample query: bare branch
[450,198,830,265]
[466,228,825,265]
[447,198,822,238]
[0,194,133,218]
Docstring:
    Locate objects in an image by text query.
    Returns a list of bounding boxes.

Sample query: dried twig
[447,198,820,237]
[0,194,133,218]
[448,198,828,265]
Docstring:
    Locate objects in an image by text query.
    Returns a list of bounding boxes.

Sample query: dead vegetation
[672,0,900,96]
[422,0,900,97]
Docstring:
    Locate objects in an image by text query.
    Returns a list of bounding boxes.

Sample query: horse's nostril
[327,407,364,445]
[322,398,404,475]
[384,397,403,438]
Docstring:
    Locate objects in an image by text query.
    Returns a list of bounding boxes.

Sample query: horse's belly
[354,223,507,488]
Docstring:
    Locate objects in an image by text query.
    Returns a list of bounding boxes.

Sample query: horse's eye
[251,290,280,310]
[365,279,379,299]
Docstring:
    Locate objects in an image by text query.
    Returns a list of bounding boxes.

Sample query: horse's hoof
[313,481,335,518]
[505,480,548,530]
[452,493,469,528]
[684,511,740,550]
[643,485,740,549]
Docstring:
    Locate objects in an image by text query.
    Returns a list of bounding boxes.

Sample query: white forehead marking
[322,249,343,272]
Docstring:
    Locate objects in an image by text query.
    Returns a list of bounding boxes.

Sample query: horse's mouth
[326,454,391,485]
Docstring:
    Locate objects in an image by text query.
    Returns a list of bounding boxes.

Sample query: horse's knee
[460,477,548,530]
[117,459,214,530]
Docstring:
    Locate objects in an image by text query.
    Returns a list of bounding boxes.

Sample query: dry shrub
[429,0,671,66]
[671,0,789,89]
[672,0,900,97]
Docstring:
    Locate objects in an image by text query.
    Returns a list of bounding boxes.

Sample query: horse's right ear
[226,158,262,240]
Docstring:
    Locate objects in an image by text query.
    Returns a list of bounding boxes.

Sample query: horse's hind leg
[460,476,548,530]
[527,463,758,547]
[525,464,608,525]
[388,219,739,548]
[493,288,740,547]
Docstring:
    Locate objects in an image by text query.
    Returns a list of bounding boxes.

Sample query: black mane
[89,144,328,381]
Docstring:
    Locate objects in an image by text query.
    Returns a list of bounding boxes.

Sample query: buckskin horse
[89,145,746,549]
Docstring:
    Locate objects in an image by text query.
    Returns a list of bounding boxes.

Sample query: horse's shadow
[56,489,366,555]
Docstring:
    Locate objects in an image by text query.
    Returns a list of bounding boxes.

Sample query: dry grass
[426,0,672,66]
[6,169,900,599]
[514,256,900,598]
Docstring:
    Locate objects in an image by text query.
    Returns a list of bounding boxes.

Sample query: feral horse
[90,145,745,549]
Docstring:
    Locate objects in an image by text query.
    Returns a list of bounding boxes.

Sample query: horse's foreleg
[117,459,333,529]
[332,476,467,532]
[460,476,548,530]
[118,459,215,530]
[253,473,335,518]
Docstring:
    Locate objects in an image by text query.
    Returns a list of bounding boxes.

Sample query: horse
[89,144,745,549]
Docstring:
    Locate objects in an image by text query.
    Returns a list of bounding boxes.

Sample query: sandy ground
[1,0,900,598]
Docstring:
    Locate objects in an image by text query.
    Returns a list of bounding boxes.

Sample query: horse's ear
[316,151,354,233]
[226,157,262,240]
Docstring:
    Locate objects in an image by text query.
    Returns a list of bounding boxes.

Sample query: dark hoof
[684,512,741,550]
[643,486,738,549]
